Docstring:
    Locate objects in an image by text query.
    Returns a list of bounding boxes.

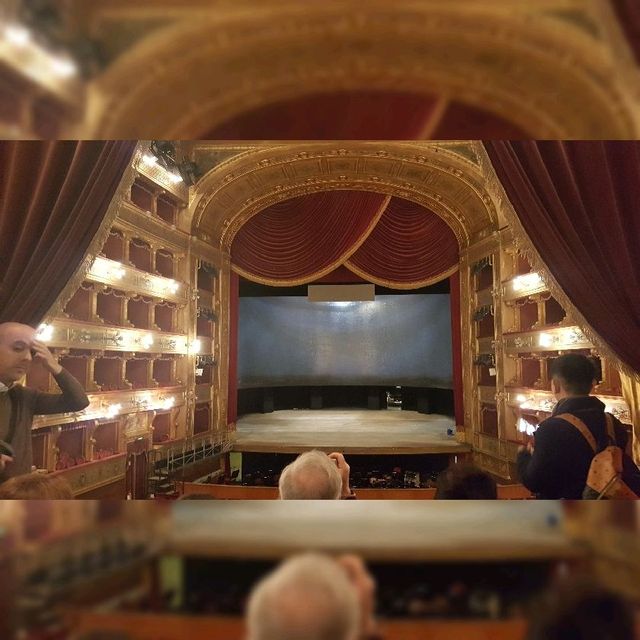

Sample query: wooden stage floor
[233,409,471,455]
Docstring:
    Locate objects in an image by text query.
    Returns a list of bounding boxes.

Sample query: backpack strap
[604,413,616,443]
[556,413,597,453]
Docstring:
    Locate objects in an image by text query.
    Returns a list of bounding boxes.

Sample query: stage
[232,409,471,455]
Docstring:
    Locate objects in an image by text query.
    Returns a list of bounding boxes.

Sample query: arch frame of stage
[191,142,499,259]
[85,0,640,139]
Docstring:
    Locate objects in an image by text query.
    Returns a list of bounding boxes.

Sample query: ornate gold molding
[503,325,591,354]
[87,256,189,304]
[192,142,497,256]
[43,317,213,354]
[87,1,640,138]
[32,387,186,430]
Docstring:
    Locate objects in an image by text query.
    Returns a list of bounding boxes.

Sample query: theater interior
[1,500,639,639]
[1,139,639,499]
[1,0,640,140]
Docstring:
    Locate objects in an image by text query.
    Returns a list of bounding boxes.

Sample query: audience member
[279,450,354,499]
[0,322,90,481]
[435,463,497,499]
[517,353,639,499]
[0,472,74,499]
[246,553,380,640]
[526,580,635,640]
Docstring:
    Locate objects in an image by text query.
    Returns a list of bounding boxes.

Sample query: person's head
[550,354,598,399]
[246,553,360,640]
[526,581,634,640]
[435,463,497,499]
[0,472,74,499]
[279,450,342,500]
[0,323,36,386]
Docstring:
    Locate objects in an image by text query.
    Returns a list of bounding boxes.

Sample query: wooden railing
[178,483,533,500]
[66,611,529,640]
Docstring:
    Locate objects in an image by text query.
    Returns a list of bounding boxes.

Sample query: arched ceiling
[190,141,498,254]
[86,0,640,138]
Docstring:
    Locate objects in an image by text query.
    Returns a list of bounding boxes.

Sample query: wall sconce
[36,323,54,342]
[103,403,122,419]
[140,334,154,349]
[512,272,543,292]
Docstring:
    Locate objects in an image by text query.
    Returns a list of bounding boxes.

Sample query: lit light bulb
[104,403,122,419]
[142,154,158,166]
[516,394,527,404]
[168,172,183,184]
[50,56,78,78]
[189,339,201,354]
[166,279,179,294]
[4,24,31,46]
[111,265,126,279]
[36,323,54,342]
[538,333,553,347]
[141,334,153,349]
[161,397,175,411]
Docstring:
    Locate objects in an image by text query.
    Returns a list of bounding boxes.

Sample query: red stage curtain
[449,271,464,427]
[612,0,640,63]
[227,271,239,426]
[485,141,640,376]
[346,197,459,286]
[207,91,439,139]
[231,191,387,284]
[0,141,135,325]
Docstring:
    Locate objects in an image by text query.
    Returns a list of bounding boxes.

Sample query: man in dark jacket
[517,353,634,499]
[0,322,90,480]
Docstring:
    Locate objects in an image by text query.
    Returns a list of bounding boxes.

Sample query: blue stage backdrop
[238,294,452,389]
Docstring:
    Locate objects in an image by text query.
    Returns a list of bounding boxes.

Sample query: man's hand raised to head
[30,340,62,375]
[328,451,352,498]
[337,555,379,640]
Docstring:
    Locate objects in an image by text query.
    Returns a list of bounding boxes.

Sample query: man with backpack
[517,353,640,499]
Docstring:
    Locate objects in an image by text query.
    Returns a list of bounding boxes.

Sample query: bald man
[278,450,355,499]
[0,323,89,480]
[245,553,381,640]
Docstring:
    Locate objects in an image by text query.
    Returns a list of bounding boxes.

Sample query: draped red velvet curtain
[346,196,459,286]
[0,141,135,325]
[231,191,388,284]
[207,91,439,139]
[232,193,460,287]
[227,272,240,426]
[485,141,640,375]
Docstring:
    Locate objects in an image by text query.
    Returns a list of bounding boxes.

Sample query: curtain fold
[620,373,640,465]
[485,141,640,380]
[231,191,388,285]
[207,91,439,139]
[345,197,459,287]
[227,271,239,427]
[449,271,464,429]
[0,141,136,325]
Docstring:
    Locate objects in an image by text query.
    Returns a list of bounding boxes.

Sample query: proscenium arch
[190,142,498,261]
[87,2,638,139]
